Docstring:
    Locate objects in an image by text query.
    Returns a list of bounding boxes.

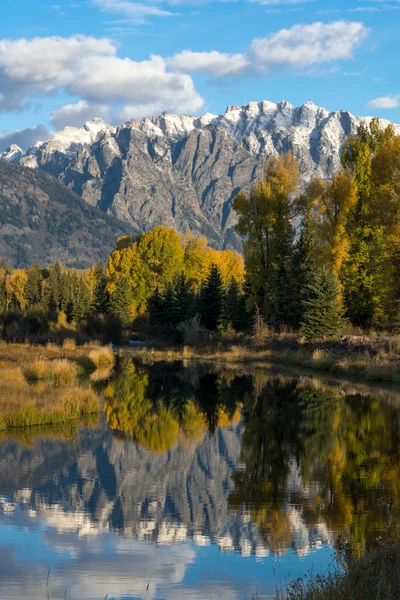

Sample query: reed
[24,359,78,387]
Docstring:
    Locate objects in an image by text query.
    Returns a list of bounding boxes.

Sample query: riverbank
[0,341,114,431]
[276,544,400,600]
[129,332,400,384]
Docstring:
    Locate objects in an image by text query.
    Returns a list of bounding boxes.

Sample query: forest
[1,118,400,345]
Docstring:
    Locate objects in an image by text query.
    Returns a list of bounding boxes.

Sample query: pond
[0,359,400,599]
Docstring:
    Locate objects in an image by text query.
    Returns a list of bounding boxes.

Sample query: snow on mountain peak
[0,144,23,163]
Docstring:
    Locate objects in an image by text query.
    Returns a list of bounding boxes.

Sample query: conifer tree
[198,264,225,330]
[291,219,318,328]
[109,277,132,326]
[148,288,165,330]
[92,261,109,314]
[170,273,194,326]
[71,280,91,322]
[25,262,43,306]
[222,279,248,331]
[301,267,344,340]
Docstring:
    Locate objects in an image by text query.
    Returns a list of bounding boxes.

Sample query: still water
[1,359,400,599]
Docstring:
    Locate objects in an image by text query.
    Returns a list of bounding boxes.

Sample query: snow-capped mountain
[4,101,400,249]
[0,144,24,163]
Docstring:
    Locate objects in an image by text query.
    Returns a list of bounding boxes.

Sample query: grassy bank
[276,545,400,600]
[0,340,115,373]
[130,332,400,384]
[0,342,113,431]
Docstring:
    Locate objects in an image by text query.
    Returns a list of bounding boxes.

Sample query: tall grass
[276,545,400,600]
[24,359,79,387]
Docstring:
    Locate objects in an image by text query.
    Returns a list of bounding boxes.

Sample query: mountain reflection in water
[0,360,400,599]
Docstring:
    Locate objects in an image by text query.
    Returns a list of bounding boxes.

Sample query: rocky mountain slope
[2,100,400,250]
[0,161,138,267]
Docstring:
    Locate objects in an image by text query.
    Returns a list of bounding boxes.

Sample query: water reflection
[0,362,400,599]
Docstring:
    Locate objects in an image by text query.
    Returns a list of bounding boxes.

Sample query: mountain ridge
[2,100,400,253]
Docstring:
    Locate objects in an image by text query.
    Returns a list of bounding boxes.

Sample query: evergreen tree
[301,267,344,340]
[170,273,194,326]
[291,219,318,328]
[71,280,91,322]
[25,262,43,306]
[198,264,225,330]
[148,288,165,330]
[222,279,248,331]
[109,277,132,326]
[91,261,109,313]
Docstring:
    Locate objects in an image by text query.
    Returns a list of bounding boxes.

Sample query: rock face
[5,100,400,250]
[0,161,138,267]
[0,144,23,164]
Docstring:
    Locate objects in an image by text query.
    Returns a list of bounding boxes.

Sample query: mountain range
[1,100,399,265]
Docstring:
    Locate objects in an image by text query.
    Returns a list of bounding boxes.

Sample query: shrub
[87,346,115,369]
[62,338,77,351]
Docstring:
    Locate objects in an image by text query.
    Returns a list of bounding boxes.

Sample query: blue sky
[0,0,399,149]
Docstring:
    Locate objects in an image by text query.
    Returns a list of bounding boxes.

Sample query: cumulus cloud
[0,124,50,152]
[250,21,369,71]
[169,21,370,79]
[0,35,204,123]
[167,50,250,77]
[0,36,115,110]
[368,95,400,109]
[50,101,112,129]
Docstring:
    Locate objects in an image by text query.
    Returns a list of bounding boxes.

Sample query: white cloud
[250,21,369,71]
[0,36,115,110]
[168,21,370,79]
[0,124,50,152]
[50,101,112,129]
[91,0,175,23]
[0,36,204,122]
[368,95,400,109]
[167,50,250,77]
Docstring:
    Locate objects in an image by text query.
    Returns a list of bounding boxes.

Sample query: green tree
[198,264,225,330]
[91,261,109,314]
[25,262,43,306]
[109,276,133,326]
[222,279,249,331]
[233,152,300,327]
[170,273,194,326]
[301,267,344,340]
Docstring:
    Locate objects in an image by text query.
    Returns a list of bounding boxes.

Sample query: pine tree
[222,279,248,331]
[109,277,132,326]
[198,264,225,330]
[72,280,91,322]
[291,219,318,328]
[92,261,109,314]
[170,273,194,326]
[301,267,344,340]
[148,288,165,330]
[25,262,43,306]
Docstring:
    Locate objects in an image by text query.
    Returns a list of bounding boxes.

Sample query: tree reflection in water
[105,360,400,558]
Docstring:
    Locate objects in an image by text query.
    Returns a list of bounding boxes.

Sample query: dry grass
[0,359,100,431]
[0,382,99,430]
[87,346,115,369]
[277,545,400,600]
[128,336,400,384]
[24,359,78,387]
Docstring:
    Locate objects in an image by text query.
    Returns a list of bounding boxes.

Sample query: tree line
[0,229,245,343]
[1,118,400,343]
